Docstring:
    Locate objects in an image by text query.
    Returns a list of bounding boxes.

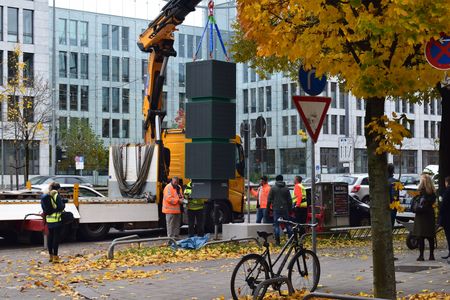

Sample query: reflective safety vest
[162,184,182,214]
[184,182,206,211]
[46,192,62,223]
[250,184,270,209]
[292,183,307,208]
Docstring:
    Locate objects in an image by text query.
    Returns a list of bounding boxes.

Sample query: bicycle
[230,219,320,300]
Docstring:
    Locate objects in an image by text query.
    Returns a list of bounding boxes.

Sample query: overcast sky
[49,0,206,26]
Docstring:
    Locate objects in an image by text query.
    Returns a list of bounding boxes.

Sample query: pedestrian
[413,174,437,261]
[267,175,293,246]
[184,181,206,237]
[387,163,399,228]
[292,176,307,234]
[250,176,270,223]
[438,176,450,259]
[40,182,65,263]
[163,177,184,238]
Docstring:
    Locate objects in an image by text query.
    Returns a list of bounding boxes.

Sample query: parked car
[28,175,93,187]
[399,174,420,185]
[349,194,371,227]
[32,183,104,198]
[302,176,320,186]
[334,174,370,204]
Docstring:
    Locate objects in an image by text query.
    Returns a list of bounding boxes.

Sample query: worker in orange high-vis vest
[163,177,184,238]
[250,176,271,223]
[293,176,307,234]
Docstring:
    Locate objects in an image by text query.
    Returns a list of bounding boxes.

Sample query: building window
[437,100,442,115]
[23,9,33,44]
[409,103,415,114]
[430,100,436,115]
[59,51,67,78]
[80,53,88,79]
[331,115,337,135]
[243,63,248,83]
[424,102,429,114]
[250,68,256,82]
[179,92,186,110]
[122,89,129,114]
[258,87,264,112]
[69,52,78,78]
[111,25,119,50]
[59,84,67,110]
[393,150,417,174]
[424,121,429,138]
[323,115,329,134]
[282,84,289,109]
[408,120,415,138]
[122,120,130,138]
[112,119,120,138]
[80,21,88,47]
[395,99,400,112]
[69,85,78,111]
[80,86,88,111]
[266,86,272,111]
[291,115,297,135]
[195,35,202,59]
[69,20,77,46]
[330,82,337,108]
[187,34,194,58]
[430,121,436,139]
[122,27,129,51]
[320,148,346,174]
[23,97,34,122]
[422,150,439,170]
[356,98,363,110]
[122,57,129,82]
[290,82,297,108]
[250,119,256,138]
[0,7,3,41]
[266,117,272,137]
[142,59,148,83]
[7,96,19,121]
[59,116,67,133]
[102,24,109,49]
[250,88,256,113]
[339,115,346,135]
[23,53,34,87]
[112,88,120,113]
[112,57,119,82]
[243,89,248,114]
[356,116,363,136]
[8,51,18,83]
[339,84,346,109]
[401,99,407,113]
[282,116,289,136]
[102,55,109,81]
[58,18,66,44]
[178,34,185,57]
[102,119,110,138]
[280,148,306,174]
[354,149,368,173]
[7,7,18,42]
[178,63,185,87]
[102,87,109,112]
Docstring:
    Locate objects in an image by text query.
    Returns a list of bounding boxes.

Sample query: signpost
[75,156,84,176]
[425,34,450,70]
[293,67,331,254]
[338,137,354,163]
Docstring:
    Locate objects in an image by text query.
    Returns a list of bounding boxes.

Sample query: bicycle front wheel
[287,249,320,292]
[230,253,270,300]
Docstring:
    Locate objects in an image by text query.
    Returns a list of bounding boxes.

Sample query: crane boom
[138,0,202,144]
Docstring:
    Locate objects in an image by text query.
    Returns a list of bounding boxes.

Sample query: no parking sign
[425,33,450,70]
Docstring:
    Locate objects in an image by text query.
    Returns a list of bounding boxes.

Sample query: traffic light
[56,146,67,162]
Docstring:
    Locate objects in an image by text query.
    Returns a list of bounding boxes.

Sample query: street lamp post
[50,0,57,175]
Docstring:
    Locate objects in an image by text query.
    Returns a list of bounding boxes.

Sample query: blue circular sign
[298,67,327,96]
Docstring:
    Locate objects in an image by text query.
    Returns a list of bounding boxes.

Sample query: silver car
[334,174,370,204]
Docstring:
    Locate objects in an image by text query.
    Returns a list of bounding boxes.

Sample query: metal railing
[107,235,178,259]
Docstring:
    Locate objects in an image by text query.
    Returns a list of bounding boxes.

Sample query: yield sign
[292,96,331,143]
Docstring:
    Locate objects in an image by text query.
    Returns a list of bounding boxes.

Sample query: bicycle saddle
[257,231,273,240]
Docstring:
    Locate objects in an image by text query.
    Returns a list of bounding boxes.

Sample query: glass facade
[23,9,34,44]
[280,148,306,175]
[393,150,417,174]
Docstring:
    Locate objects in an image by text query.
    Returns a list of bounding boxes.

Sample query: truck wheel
[205,201,232,233]
[78,223,110,241]
[406,233,418,250]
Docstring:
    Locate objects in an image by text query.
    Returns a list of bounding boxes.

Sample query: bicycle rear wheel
[287,249,320,292]
[230,253,270,300]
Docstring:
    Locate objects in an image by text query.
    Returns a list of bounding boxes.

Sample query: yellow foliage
[297,129,308,143]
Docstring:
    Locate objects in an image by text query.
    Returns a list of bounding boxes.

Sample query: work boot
[429,253,435,261]
[48,254,54,263]
[417,255,424,261]
[52,255,61,263]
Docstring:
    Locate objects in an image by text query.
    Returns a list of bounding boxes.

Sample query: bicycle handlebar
[277,218,318,228]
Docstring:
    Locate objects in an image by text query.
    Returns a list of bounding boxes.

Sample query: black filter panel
[185,101,236,139]
[185,142,235,180]
[186,60,236,99]
[191,180,229,199]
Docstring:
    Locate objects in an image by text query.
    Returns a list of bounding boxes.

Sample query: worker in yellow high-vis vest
[41,182,65,263]
[184,181,206,237]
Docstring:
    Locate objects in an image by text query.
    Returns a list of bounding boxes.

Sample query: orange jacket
[294,183,303,207]
[251,183,270,209]
[162,184,183,214]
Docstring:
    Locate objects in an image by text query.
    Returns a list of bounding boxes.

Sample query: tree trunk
[14,145,19,191]
[24,143,30,183]
[364,97,396,299]
[437,83,450,195]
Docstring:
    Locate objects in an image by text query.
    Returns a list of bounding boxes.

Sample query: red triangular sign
[292,96,331,143]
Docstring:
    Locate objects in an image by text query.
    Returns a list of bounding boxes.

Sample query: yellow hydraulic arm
[138,0,202,144]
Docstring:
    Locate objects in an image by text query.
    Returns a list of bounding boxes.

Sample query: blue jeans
[256,208,267,223]
[273,210,292,239]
